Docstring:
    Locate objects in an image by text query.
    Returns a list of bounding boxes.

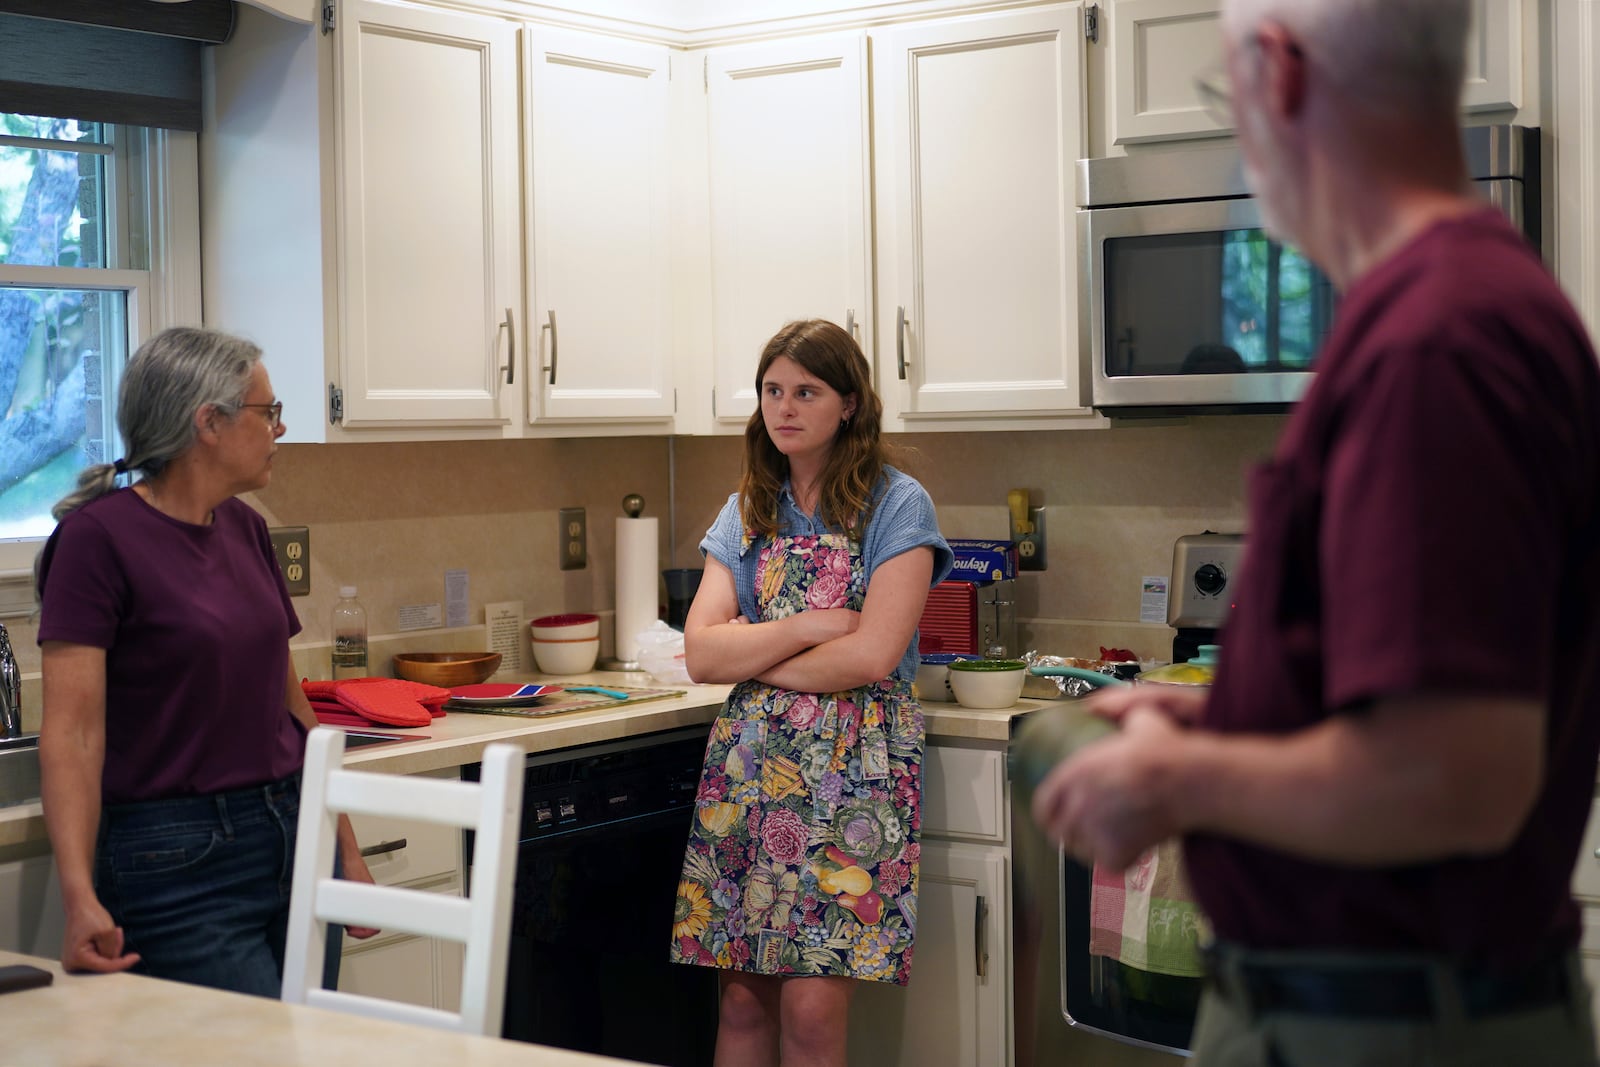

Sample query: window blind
[0,1,236,131]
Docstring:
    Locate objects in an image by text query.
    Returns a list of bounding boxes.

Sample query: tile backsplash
[10,416,1283,684]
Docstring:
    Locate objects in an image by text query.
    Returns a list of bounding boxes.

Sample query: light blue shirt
[699,466,953,682]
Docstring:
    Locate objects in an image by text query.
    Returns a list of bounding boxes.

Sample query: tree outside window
[0,114,135,542]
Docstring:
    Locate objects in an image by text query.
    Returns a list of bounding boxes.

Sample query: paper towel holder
[599,492,651,673]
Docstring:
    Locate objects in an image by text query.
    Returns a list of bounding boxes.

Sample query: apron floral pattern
[670,532,924,985]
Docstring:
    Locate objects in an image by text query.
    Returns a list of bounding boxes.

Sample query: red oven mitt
[299,678,449,727]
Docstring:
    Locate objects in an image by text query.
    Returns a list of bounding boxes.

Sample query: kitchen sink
[0,734,41,808]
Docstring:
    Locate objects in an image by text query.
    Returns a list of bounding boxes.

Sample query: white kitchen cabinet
[335,1,522,427]
[874,6,1092,425]
[848,741,1010,1067]
[1098,0,1523,148]
[525,27,676,428]
[1105,0,1226,146]
[847,840,1009,1067]
[202,1,522,439]
[704,32,873,430]
[1463,0,1524,114]
[0,844,64,959]
[338,767,465,1012]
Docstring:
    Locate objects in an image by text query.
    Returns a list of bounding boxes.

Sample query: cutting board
[441,685,686,718]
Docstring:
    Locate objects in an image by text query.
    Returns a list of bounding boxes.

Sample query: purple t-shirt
[37,490,305,804]
[1186,210,1600,967]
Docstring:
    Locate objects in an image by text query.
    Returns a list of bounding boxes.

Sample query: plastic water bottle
[330,586,368,680]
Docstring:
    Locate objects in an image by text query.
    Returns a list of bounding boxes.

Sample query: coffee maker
[1169,532,1245,663]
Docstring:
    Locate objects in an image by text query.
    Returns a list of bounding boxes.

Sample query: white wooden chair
[281,727,524,1036]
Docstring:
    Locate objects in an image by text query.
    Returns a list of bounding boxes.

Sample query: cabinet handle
[541,309,559,386]
[974,893,988,978]
[498,307,516,386]
[360,838,407,859]
[896,305,909,380]
[845,308,857,340]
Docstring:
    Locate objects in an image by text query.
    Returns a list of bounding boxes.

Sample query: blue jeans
[95,772,343,997]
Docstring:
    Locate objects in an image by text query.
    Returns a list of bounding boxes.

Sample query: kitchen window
[0,111,199,599]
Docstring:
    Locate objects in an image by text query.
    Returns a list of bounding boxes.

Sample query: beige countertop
[0,669,1052,848]
[0,949,639,1066]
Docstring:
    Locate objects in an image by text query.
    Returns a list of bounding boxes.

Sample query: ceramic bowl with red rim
[529,613,600,641]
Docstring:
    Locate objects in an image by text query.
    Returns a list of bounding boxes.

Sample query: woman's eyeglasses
[237,401,284,429]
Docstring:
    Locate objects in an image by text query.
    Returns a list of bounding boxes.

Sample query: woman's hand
[60,895,140,974]
[336,815,380,939]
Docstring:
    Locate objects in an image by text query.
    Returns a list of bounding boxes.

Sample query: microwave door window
[1102,228,1337,379]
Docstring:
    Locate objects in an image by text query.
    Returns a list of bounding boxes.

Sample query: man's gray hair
[1223,0,1469,118]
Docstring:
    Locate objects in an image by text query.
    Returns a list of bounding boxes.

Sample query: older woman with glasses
[34,326,376,996]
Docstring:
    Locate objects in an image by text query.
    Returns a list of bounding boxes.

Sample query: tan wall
[11,416,1283,690]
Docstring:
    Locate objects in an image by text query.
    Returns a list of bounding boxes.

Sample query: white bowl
[532,635,600,675]
[946,660,1027,710]
[530,613,600,641]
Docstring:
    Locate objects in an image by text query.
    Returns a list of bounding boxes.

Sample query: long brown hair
[739,319,895,540]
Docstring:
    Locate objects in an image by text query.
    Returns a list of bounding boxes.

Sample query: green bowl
[947,658,1027,672]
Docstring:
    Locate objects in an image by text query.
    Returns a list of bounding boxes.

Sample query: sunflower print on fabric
[669,533,926,985]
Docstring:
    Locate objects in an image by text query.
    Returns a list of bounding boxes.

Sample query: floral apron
[669,532,924,985]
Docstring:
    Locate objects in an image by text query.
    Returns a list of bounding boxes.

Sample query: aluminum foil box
[947,539,1018,583]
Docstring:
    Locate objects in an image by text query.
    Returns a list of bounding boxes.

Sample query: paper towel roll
[615,515,659,664]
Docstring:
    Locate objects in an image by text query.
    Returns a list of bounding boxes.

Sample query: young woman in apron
[669,319,952,1066]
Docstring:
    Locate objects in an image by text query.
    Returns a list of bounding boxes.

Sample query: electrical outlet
[1014,507,1047,571]
[268,525,311,596]
[559,507,587,570]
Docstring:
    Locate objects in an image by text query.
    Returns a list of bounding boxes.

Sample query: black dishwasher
[465,724,719,1065]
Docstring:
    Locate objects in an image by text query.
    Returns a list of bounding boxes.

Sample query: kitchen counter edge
[0,679,1045,848]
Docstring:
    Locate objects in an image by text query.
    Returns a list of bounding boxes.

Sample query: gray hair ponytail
[47,326,262,521]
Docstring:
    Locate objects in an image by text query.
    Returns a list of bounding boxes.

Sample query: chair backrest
[281,727,524,1035]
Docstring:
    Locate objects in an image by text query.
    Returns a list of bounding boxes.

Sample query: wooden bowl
[392,651,501,687]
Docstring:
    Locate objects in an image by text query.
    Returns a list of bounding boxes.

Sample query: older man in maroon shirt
[1032,1,1600,1064]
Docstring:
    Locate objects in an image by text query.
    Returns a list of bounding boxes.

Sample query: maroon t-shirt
[1186,210,1600,967]
[37,490,305,804]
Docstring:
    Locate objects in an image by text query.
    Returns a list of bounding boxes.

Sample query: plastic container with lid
[1134,644,1219,688]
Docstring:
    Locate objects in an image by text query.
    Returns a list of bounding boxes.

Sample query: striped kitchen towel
[1088,838,1207,977]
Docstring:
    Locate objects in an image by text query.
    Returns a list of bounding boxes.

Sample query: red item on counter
[299,677,448,727]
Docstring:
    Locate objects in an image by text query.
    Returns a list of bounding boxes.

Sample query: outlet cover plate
[1014,507,1047,571]
[559,507,587,571]
[268,525,311,596]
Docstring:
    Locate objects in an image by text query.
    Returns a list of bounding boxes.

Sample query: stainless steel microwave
[1078,124,1540,416]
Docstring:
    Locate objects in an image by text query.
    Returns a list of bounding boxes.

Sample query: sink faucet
[0,622,20,740]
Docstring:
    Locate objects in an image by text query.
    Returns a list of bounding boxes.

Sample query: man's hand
[1030,707,1189,871]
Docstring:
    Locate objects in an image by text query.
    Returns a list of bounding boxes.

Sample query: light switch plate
[268,525,311,596]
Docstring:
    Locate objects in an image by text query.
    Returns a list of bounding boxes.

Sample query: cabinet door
[340,917,465,1013]
[847,841,1009,1067]
[1463,0,1523,112]
[0,850,64,958]
[706,33,872,429]
[877,6,1088,419]
[1107,0,1226,145]
[336,0,521,426]
[526,27,675,424]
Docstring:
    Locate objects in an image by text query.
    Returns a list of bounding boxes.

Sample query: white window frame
[0,127,200,612]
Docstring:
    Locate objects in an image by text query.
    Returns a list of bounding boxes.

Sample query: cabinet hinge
[328,382,343,425]
[321,0,335,34]
[1084,4,1099,44]
[703,55,708,92]
[672,388,678,414]
[710,388,716,418]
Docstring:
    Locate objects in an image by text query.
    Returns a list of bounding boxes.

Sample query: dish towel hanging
[1088,837,1207,977]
